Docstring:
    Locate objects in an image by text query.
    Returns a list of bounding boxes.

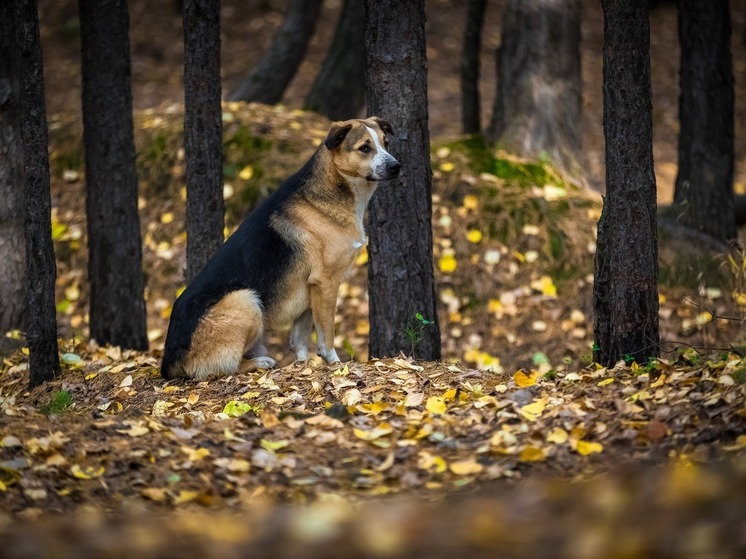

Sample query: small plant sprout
[402,313,434,359]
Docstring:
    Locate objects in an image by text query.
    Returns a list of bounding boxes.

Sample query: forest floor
[1,1,745,556]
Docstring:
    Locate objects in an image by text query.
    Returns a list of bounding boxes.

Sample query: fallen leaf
[513,369,540,388]
[449,459,483,475]
[519,446,546,462]
[70,464,105,479]
[426,396,447,415]
[353,423,393,441]
[576,440,603,456]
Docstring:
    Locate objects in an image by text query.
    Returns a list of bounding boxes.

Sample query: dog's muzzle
[369,156,401,181]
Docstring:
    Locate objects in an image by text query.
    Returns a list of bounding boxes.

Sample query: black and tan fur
[161,117,400,380]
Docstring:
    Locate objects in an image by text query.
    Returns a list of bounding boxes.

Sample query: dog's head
[323,117,401,182]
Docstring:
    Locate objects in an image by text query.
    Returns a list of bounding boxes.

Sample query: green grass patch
[40,389,73,416]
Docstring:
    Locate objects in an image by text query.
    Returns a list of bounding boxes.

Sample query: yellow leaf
[530,275,557,297]
[519,399,546,421]
[354,423,393,441]
[597,378,614,387]
[439,161,455,172]
[462,194,479,210]
[181,446,210,461]
[141,487,167,502]
[160,212,174,224]
[260,439,290,452]
[426,396,447,415]
[466,229,483,244]
[187,392,200,405]
[223,400,253,417]
[513,369,539,388]
[576,440,604,456]
[546,428,568,444]
[355,246,368,266]
[239,165,254,180]
[359,402,389,415]
[519,446,546,462]
[213,457,250,472]
[173,490,200,505]
[71,464,105,480]
[438,254,457,273]
[417,451,448,473]
[449,459,484,476]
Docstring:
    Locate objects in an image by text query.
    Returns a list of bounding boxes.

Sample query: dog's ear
[371,117,395,137]
[324,122,353,150]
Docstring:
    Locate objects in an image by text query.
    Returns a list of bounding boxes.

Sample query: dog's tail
[160,346,187,380]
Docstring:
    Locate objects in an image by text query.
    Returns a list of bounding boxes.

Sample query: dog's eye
[358,144,371,154]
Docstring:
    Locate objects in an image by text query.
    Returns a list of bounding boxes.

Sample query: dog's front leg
[290,308,313,361]
[309,282,341,364]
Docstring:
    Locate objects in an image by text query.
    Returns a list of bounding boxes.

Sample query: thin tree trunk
[672,0,735,242]
[304,0,366,120]
[460,0,486,135]
[14,0,61,387]
[593,0,659,367]
[487,0,582,172]
[227,0,322,104]
[79,0,148,350]
[184,0,224,283]
[0,0,27,333]
[364,0,441,361]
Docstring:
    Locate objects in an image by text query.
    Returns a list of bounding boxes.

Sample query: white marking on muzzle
[365,125,398,180]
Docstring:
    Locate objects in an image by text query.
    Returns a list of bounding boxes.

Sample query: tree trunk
[14,0,61,387]
[184,0,224,283]
[487,0,582,173]
[304,0,366,120]
[364,0,441,361]
[460,0,486,135]
[0,0,27,333]
[593,0,659,367]
[672,0,735,243]
[227,0,323,104]
[79,0,148,350]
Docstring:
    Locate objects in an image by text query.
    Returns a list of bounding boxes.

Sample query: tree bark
[227,0,323,104]
[304,0,366,120]
[0,0,27,333]
[184,0,224,283]
[364,0,441,361]
[79,0,148,350]
[593,0,659,367]
[14,0,61,387]
[672,0,735,243]
[487,0,582,172]
[460,0,486,135]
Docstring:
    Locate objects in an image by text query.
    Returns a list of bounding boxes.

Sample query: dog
[161,117,400,380]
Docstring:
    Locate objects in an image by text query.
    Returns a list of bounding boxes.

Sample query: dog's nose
[388,161,401,175]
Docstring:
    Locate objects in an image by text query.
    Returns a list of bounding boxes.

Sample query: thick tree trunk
[79,0,148,350]
[460,0,486,135]
[593,0,659,367]
[14,0,61,387]
[487,0,582,172]
[304,0,366,120]
[364,0,441,361]
[184,0,224,283]
[672,0,735,243]
[227,0,322,104]
[0,0,27,333]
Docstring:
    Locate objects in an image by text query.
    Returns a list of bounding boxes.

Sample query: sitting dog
[161,117,400,380]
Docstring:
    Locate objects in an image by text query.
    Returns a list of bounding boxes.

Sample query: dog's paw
[294,348,309,361]
[319,349,340,365]
[254,356,277,370]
